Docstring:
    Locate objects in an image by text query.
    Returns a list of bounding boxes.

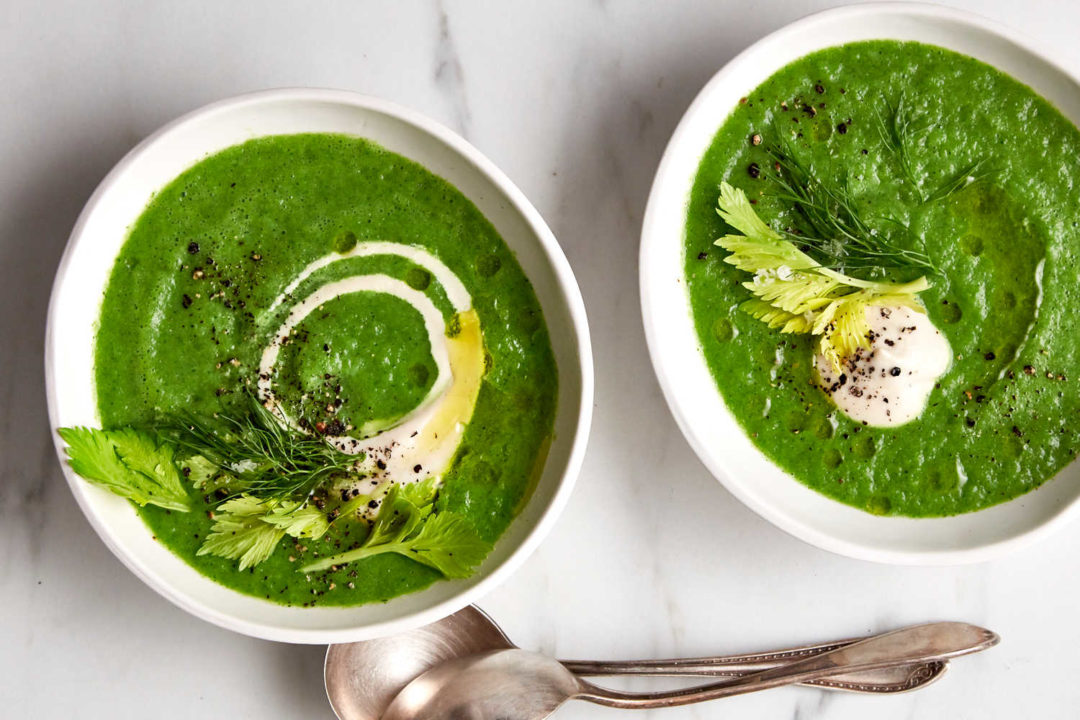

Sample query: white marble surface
[3,0,1079,717]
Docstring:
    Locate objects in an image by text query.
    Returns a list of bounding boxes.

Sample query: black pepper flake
[837,122,847,134]
[1023,365,1036,375]
[413,464,422,473]
[965,417,976,428]
[814,83,825,94]
[747,162,761,179]
[181,294,193,309]
[187,241,200,254]
[984,351,996,361]
[1012,426,1024,438]
[889,367,901,377]
[697,251,708,260]
[375,459,387,470]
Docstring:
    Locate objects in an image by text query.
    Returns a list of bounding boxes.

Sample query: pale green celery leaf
[397,477,440,511]
[368,486,427,544]
[827,299,873,362]
[198,495,285,570]
[715,235,810,273]
[739,299,813,334]
[298,484,490,576]
[742,273,840,314]
[714,183,818,273]
[716,182,783,240]
[108,428,187,499]
[264,501,330,540]
[397,511,491,579]
[58,427,191,512]
[182,455,220,488]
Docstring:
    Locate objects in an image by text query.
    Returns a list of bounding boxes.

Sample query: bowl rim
[639,2,1080,565]
[45,87,594,642]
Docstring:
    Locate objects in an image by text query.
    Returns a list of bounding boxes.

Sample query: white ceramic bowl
[46,89,593,642]
[641,3,1080,564]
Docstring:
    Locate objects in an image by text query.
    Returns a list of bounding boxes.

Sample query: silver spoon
[325,606,948,720]
[381,621,998,720]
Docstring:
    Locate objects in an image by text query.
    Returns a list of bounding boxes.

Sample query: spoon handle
[574,622,998,709]
[563,638,858,676]
[564,641,946,693]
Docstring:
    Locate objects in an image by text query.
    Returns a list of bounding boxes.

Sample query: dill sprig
[165,392,362,503]
[874,93,931,197]
[766,143,936,275]
[875,94,993,204]
[924,159,993,204]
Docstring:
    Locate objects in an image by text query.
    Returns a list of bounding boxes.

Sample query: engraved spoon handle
[573,622,997,709]
[564,638,858,676]
[563,639,946,693]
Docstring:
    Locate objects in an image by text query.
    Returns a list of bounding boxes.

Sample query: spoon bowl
[382,649,578,720]
[325,606,512,720]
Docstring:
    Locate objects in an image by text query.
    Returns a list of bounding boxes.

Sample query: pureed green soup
[94,133,557,605]
[685,41,1080,517]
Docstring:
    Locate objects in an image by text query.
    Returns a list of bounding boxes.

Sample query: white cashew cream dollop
[815,305,951,427]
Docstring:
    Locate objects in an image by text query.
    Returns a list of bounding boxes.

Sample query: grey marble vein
[434,0,472,137]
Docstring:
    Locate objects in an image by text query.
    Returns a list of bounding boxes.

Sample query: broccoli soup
[684,41,1080,517]
[62,133,557,606]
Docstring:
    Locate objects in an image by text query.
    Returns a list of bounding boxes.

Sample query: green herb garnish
[875,93,930,197]
[768,142,936,274]
[198,494,330,571]
[923,159,991,204]
[300,479,491,577]
[714,181,929,371]
[59,405,491,578]
[165,393,360,504]
[875,93,992,204]
[58,426,191,512]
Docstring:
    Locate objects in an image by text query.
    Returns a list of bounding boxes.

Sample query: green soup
[685,41,1080,517]
[94,133,558,605]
